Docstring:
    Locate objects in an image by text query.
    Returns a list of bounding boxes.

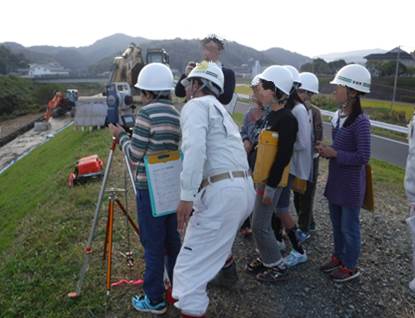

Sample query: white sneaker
[409,278,415,296]
[283,250,308,268]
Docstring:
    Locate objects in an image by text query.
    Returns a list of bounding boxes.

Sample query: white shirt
[290,103,313,180]
[180,95,249,201]
[331,110,348,129]
[405,112,415,204]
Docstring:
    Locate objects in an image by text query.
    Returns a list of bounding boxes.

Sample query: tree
[0,45,28,74]
[328,59,347,74]
[300,58,331,75]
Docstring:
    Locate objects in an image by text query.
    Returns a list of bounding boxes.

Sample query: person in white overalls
[173,61,256,318]
[405,112,415,294]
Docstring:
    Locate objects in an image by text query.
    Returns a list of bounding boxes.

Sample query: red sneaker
[320,256,342,273]
[330,266,360,283]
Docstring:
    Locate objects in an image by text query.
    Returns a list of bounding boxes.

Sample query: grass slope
[0,127,145,317]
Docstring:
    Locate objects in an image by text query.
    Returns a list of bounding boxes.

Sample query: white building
[28,63,69,78]
[252,60,261,77]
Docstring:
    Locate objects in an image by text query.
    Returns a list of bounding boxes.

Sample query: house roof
[365,47,414,61]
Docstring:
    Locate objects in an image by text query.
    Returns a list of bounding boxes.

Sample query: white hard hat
[135,63,174,91]
[299,72,319,94]
[258,65,293,96]
[283,65,301,85]
[183,61,224,94]
[330,64,371,94]
[251,75,260,87]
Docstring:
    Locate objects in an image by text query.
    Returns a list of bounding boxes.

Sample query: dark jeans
[294,158,319,232]
[328,202,361,269]
[136,189,181,303]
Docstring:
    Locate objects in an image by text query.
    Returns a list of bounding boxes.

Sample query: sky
[0,0,414,57]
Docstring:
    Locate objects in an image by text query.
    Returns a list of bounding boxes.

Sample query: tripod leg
[69,138,117,299]
[103,199,113,262]
[106,198,115,295]
[115,199,140,236]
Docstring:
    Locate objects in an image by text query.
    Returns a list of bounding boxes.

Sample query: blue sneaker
[283,250,308,268]
[296,229,311,243]
[132,294,167,315]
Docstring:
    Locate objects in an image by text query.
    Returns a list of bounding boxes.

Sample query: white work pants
[173,177,255,316]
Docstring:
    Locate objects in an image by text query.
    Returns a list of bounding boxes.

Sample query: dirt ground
[0,116,72,172]
[96,160,415,318]
[0,113,42,138]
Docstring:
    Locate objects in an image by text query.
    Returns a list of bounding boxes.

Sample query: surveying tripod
[68,137,140,298]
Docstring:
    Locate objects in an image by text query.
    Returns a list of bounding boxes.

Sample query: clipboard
[144,151,182,217]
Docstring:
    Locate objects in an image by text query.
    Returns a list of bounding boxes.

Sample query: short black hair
[141,90,171,100]
[201,34,224,50]
[260,79,285,100]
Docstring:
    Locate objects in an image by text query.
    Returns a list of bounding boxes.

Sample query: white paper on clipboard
[144,151,182,217]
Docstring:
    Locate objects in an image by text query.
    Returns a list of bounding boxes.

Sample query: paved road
[234,101,409,168]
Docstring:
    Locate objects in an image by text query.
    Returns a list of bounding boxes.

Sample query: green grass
[0,127,144,317]
[370,158,405,188]
[362,99,414,118]
[232,112,244,126]
[235,85,251,96]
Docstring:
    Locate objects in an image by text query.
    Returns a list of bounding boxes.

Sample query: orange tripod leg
[115,199,140,236]
[106,199,115,295]
[102,199,113,262]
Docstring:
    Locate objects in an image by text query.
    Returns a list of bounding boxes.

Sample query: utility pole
[391,45,401,110]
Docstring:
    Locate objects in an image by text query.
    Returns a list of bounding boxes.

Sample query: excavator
[44,89,78,121]
[105,43,169,129]
[35,89,78,131]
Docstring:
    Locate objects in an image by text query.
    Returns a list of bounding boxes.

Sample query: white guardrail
[320,109,409,134]
[237,94,409,135]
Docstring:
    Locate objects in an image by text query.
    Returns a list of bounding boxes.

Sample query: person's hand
[108,123,125,141]
[262,186,276,206]
[176,200,193,234]
[244,140,253,153]
[184,61,196,76]
[319,145,337,158]
[316,142,337,158]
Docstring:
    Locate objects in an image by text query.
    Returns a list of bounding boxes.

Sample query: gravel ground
[150,160,415,318]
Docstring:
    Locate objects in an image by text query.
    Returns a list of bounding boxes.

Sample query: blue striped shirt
[119,100,181,190]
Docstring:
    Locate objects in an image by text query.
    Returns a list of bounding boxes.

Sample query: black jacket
[174,66,236,105]
[265,108,298,187]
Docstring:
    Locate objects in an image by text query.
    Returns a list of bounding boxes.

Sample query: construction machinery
[44,89,78,121]
[67,154,104,187]
[105,43,169,129]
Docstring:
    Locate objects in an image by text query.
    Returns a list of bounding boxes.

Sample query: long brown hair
[343,89,363,127]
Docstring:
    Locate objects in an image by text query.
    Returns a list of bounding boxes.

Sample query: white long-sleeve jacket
[290,103,313,180]
[180,95,249,201]
[405,112,415,205]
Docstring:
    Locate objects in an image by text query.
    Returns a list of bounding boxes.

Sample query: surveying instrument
[68,137,140,299]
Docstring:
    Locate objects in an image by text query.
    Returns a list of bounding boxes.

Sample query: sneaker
[256,265,288,283]
[240,227,253,237]
[330,266,360,283]
[276,239,286,253]
[296,229,311,242]
[131,295,167,315]
[409,278,415,296]
[246,258,267,275]
[320,256,342,273]
[283,250,308,268]
[209,261,238,288]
